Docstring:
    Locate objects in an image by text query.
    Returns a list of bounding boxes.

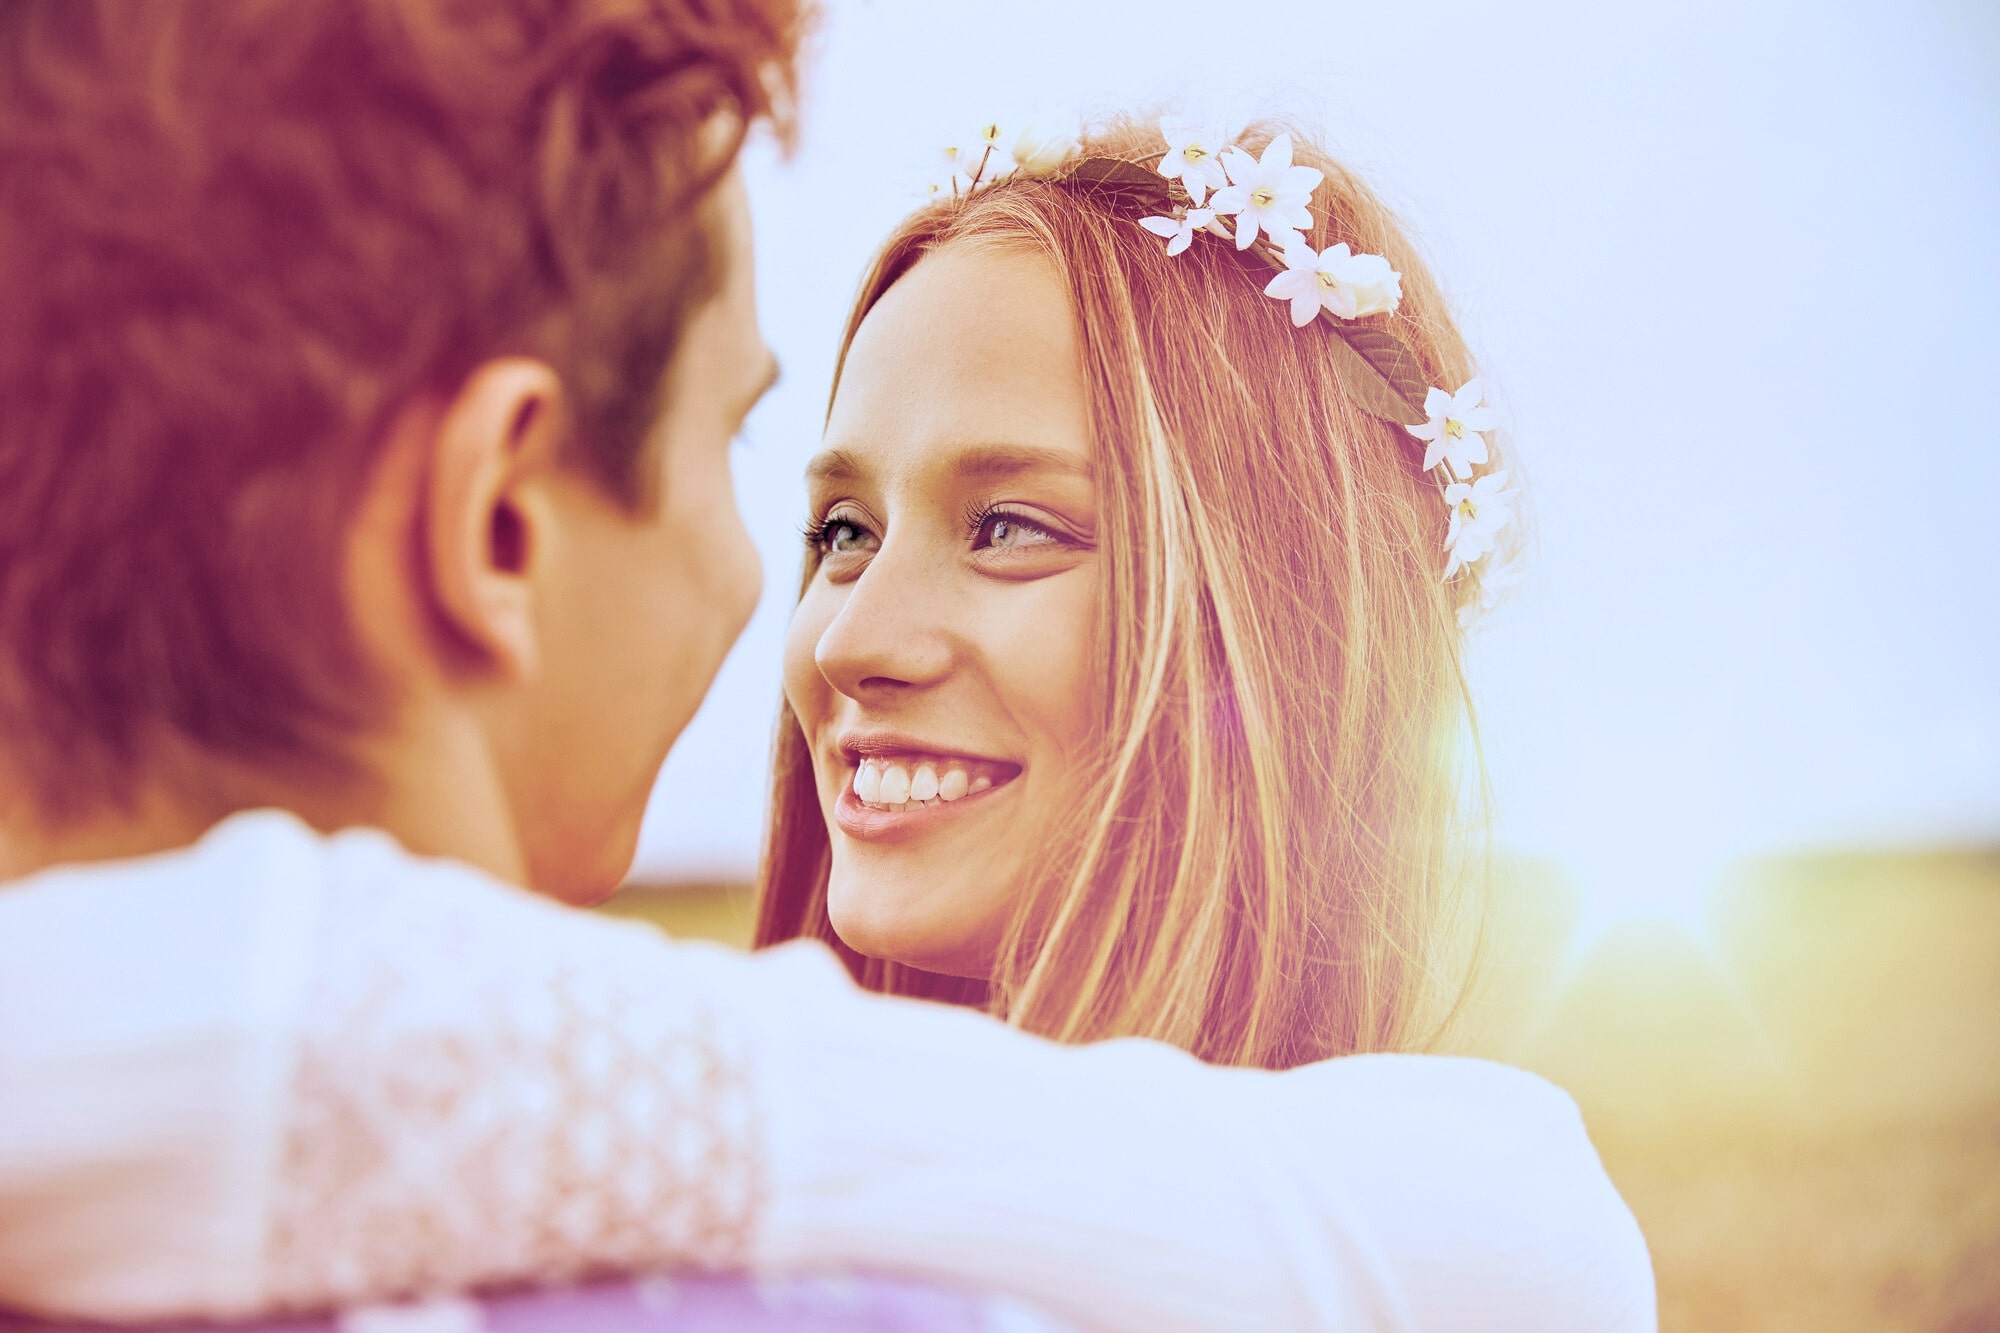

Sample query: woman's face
[784,243,1100,977]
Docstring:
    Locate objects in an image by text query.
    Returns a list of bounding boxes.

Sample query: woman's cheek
[986,569,1100,765]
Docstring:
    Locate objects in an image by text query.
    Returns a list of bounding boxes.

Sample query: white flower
[1262,240,1404,327]
[937,142,974,191]
[1139,207,1217,257]
[941,124,1013,191]
[1209,132,1323,250]
[1406,378,1501,479]
[1442,470,1515,579]
[1156,115,1232,207]
[1011,124,1080,178]
[973,120,1014,176]
[1320,245,1401,317]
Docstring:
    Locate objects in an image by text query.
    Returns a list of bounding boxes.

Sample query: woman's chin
[824,859,1003,980]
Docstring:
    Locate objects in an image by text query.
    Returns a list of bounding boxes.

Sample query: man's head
[0,0,801,898]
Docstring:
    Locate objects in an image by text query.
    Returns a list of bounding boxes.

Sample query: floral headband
[929,117,1514,589]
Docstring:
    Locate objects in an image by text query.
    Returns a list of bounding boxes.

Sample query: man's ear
[423,357,566,681]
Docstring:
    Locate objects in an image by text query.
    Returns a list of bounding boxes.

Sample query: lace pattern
[263,856,764,1308]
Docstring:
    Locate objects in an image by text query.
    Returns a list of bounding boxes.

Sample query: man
[0,2,1653,1329]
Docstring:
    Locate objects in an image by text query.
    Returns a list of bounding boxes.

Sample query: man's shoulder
[0,810,333,1053]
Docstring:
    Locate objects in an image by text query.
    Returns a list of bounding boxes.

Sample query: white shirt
[0,811,1654,1331]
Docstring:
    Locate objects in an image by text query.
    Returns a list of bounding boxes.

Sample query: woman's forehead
[820,245,1091,485]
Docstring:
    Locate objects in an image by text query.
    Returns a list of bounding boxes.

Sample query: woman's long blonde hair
[755,117,1500,1068]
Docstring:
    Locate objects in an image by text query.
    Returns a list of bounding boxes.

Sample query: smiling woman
[756,116,1504,1067]
[785,250,1104,983]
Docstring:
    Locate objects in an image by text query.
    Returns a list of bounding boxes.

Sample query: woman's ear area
[422,356,569,682]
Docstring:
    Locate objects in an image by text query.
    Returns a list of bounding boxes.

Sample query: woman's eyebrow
[804,448,862,486]
[804,442,1091,488]
[945,443,1093,482]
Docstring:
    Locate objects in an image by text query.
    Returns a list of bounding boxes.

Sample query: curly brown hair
[0,0,806,820]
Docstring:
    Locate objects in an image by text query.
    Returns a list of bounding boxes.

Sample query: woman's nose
[814,549,955,704]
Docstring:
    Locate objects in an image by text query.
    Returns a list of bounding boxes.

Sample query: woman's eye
[810,513,879,557]
[975,511,1061,552]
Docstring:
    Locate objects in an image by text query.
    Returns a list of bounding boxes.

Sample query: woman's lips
[832,763,1016,842]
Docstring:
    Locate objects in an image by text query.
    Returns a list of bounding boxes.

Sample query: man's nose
[813,543,955,704]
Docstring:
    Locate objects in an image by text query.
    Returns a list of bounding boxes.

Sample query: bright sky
[634,0,2000,917]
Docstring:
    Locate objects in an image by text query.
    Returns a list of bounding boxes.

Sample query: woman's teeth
[852,757,996,812]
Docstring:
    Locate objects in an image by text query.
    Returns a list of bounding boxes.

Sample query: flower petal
[1290,292,1321,327]
[1234,212,1258,249]
[1264,269,1306,298]
[1424,386,1454,418]
[1279,239,1318,270]
[1262,132,1295,171]
[1139,216,1182,238]
[1167,228,1194,256]
[1208,184,1249,215]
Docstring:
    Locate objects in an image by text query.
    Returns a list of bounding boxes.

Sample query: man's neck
[0,715,529,888]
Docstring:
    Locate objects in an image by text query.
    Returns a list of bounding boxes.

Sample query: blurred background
[606,1,2000,1328]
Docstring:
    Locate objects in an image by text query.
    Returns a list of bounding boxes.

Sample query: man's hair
[0,0,804,819]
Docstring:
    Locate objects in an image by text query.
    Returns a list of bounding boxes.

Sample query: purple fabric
[0,1274,1053,1332]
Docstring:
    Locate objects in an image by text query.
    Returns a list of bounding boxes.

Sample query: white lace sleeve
[261,834,767,1310]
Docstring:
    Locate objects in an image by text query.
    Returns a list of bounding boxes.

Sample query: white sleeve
[748,958,1657,1333]
[1245,1053,1658,1333]
[265,828,1654,1332]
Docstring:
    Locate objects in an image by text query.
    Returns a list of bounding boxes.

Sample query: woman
[758,116,1514,1068]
